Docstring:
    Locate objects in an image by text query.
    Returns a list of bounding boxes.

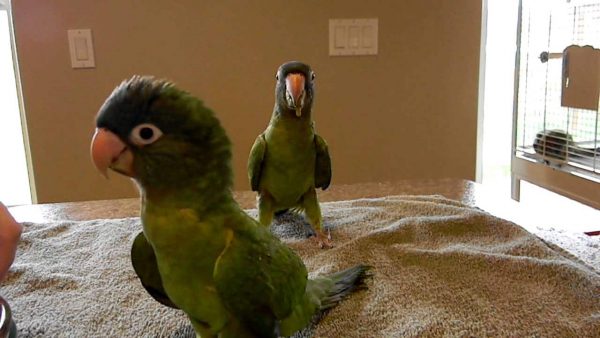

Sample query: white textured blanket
[1,195,599,337]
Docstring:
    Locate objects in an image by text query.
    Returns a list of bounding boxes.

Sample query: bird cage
[512,0,600,208]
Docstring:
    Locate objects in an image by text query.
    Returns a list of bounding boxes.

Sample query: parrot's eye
[311,72,316,81]
[275,73,279,80]
[130,123,163,146]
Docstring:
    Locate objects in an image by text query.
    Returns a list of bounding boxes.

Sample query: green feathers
[248,61,333,248]
[92,75,369,338]
[130,231,179,309]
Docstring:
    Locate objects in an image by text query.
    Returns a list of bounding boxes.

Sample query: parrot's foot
[310,228,333,249]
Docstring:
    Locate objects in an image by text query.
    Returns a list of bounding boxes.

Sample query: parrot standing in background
[90,76,370,338]
[248,61,333,249]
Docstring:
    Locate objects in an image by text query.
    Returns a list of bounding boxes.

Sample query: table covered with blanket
[3,179,599,337]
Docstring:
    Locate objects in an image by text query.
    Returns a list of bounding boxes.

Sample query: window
[0,3,33,206]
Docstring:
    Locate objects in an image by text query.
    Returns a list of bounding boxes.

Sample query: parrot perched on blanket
[248,61,333,248]
[90,76,370,338]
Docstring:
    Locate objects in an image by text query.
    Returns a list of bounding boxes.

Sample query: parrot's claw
[311,230,333,249]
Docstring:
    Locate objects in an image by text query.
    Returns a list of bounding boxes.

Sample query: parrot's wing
[314,134,331,190]
[214,220,308,337]
[131,231,179,309]
[248,134,266,191]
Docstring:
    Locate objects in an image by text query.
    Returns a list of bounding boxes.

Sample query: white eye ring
[130,123,163,146]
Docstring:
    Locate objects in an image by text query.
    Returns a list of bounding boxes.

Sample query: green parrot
[248,61,333,248]
[90,76,370,338]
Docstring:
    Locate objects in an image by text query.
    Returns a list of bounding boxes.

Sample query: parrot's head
[275,61,315,118]
[90,76,232,194]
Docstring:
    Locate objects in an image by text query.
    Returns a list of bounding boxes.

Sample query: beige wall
[11,0,482,203]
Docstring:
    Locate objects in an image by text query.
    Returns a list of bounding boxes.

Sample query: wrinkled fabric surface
[1,195,598,337]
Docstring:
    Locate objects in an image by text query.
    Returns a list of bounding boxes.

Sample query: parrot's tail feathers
[279,265,371,337]
[274,207,303,217]
[320,264,372,310]
[289,206,304,215]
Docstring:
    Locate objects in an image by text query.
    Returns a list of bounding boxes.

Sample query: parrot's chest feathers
[264,123,315,166]
[262,124,316,204]
[142,206,226,271]
[141,204,233,330]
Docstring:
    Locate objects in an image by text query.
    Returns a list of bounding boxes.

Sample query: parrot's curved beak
[90,128,135,178]
[285,73,305,117]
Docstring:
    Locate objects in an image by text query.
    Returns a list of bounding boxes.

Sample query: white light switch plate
[329,18,378,56]
[68,29,95,68]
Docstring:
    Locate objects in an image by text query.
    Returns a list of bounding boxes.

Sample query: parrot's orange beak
[285,73,305,116]
[90,128,134,178]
